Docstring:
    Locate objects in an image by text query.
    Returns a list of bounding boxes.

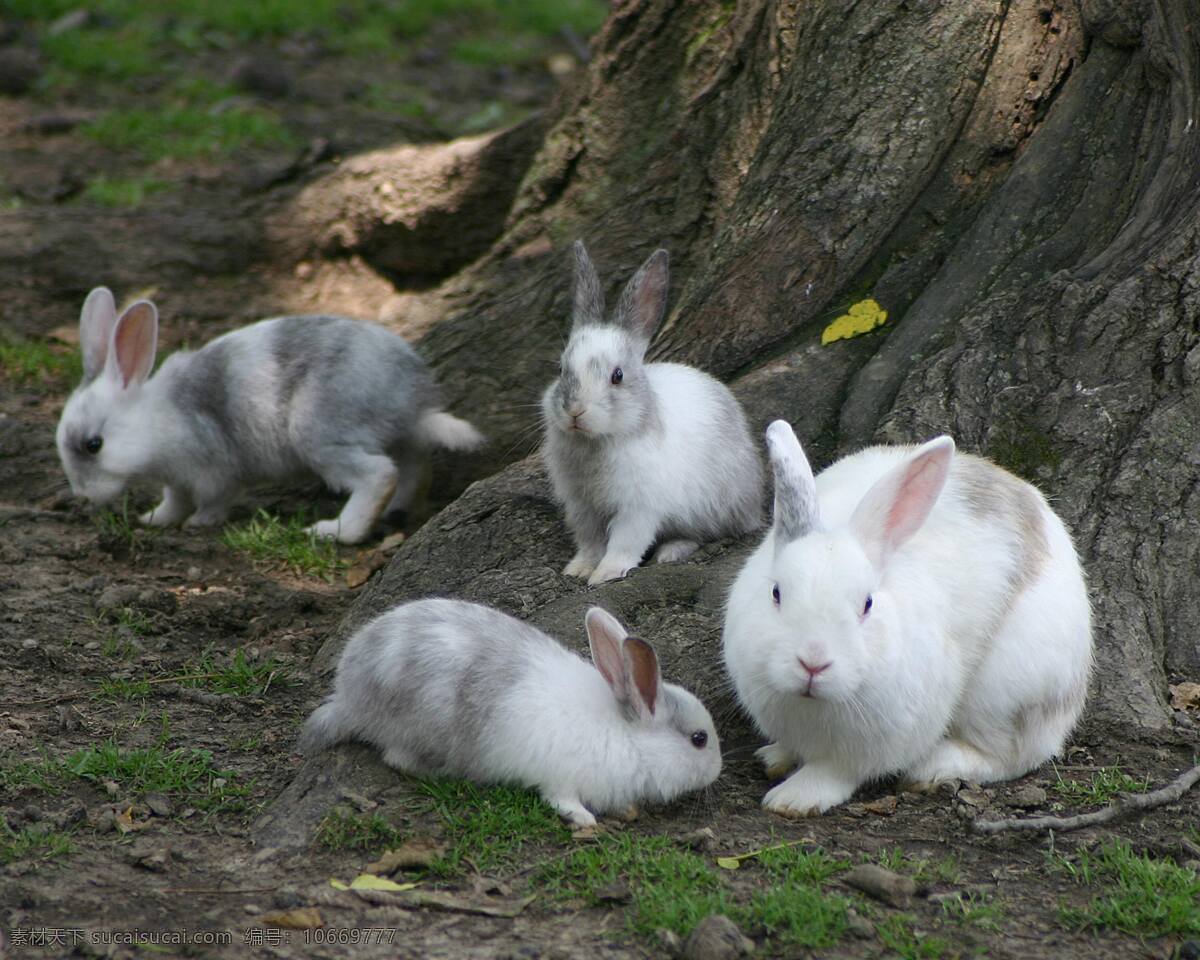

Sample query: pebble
[228,54,291,98]
[21,639,37,650]
[144,793,174,818]
[47,9,91,36]
[186,566,202,581]
[842,864,916,908]
[102,780,120,798]
[272,887,304,910]
[243,903,261,915]
[96,584,140,612]
[681,915,755,960]
[845,907,875,939]
[1005,783,1048,809]
[679,826,718,852]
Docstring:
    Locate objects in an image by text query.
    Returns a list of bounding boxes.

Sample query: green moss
[987,422,1062,480]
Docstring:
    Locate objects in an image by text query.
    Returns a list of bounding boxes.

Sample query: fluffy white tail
[417,410,485,451]
[297,700,347,754]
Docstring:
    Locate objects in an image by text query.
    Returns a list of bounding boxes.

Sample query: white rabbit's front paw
[545,793,597,827]
[755,742,799,780]
[184,506,230,528]
[563,552,598,578]
[763,766,855,817]
[306,519,342,540]
[588,555,639,585]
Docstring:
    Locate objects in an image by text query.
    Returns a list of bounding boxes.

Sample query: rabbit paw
[546,794,596,827]
[306,519,343,541]
[588,556,638,585]
[184,506,230,528]
[652,539,699,564]
[563,552,599,578]
[763,767,854,817]
[756,742,799,780]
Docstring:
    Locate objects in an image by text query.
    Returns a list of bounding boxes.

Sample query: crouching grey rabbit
[56,287,483,544]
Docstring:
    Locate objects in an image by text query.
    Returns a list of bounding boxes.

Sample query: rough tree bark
[256,0,1200,849]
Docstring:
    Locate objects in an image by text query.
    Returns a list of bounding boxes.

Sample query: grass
[0,335,82,386]
[83,104,294,161]
[221,509,346,579]
[876,914,952,959]
[0,816,74,866]
[183,648,292,696]
[81,175,171,207]
[873,846,962,886]
[537,833,728,937]
[1057,841,1200,937]
[94,500,150,554]
[1052,765,1151,805]
[1,738,251,814]
[939,892,1004,932]
[416,779,570,876]
[315,809,405,852]
[94,677,154,701]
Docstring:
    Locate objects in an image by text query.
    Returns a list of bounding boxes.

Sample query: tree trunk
[256,0,1199,848]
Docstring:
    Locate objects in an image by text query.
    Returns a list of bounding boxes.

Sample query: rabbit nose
[567,405,586,419]
[798,657,831,677]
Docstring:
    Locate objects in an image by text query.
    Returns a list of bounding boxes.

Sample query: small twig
[971,762,1200,835]
[12,673,221,706]
[159,886,277,895]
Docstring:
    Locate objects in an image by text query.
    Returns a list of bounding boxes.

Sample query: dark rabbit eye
[862,595,873,616]
[690,730,708,749]
[611,367,623,385]
[83,436,103,455]
[772,584,781,605]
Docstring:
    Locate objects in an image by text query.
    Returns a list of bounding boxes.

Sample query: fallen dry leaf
[364,838,445,875]
[329,874,419,892]
[114,805,149,835]
[861,795,898,816]
[716,838,818,870]
[262,907,323,930]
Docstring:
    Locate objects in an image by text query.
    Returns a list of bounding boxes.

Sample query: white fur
[299,600,722,825]
[542,245,762,585]
[723,421,1093,815]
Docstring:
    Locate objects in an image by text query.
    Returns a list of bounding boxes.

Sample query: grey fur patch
[956,454,1050,606]
[766,425,820,547]
[572,241,605,328]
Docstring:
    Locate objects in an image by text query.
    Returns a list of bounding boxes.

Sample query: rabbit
[723,419,1093,816]
[299,599,721,826]
[541,241,763,585]
[55,287,483,544]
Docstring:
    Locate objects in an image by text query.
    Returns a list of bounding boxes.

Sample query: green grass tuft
[94,677,153,701]
[221,509,345,579]
[417,779,570,876]
[81,175,170,207]
[744,883,849,948]
[83,103,293,161]
[315,809,405,852]
[184,648,292,696]
[756,844,850,884]
[873,846,962,886]
[41,25,157,81]
[64,740,251,813]
[1052,765,1151,806]
[1057,840,1200,937]
[876,914,952,959]
[939,892,1004,931]
[0,335,82,386]
[0,816,74,866]
[537,833,727,936]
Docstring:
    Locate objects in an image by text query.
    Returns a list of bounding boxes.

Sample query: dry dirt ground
[1,8,1199,960]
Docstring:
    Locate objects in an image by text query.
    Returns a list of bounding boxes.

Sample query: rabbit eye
[610,367,623,385]
[862,595,873,617]
[83,436,103,455]
[771,584,781,605]
[690,730,708,749]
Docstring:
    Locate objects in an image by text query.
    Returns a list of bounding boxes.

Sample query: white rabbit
[541,242,762,585]
[55,287,483,544]
[299,599,721,826]
[724,419,1092,816]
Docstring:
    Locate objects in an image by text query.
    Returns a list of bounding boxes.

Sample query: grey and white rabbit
[299,599,721,826]
[541,242,763,585]
[55,287,483,544]
[724,420,1093,816]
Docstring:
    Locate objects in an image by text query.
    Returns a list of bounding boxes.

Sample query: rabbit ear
[621,636,661,721]
[850,436,955,567]
[106,300,158,389]
[766,419,820,551]
[572,240,605,328]
[585,606,628,689]
[80,287,118,381]
[613,249,668,345]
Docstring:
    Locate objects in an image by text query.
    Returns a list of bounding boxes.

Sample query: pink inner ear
[112,302,157,387]
[585,610,626,690]
[881,446,951,552]
[623,637,659,716]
